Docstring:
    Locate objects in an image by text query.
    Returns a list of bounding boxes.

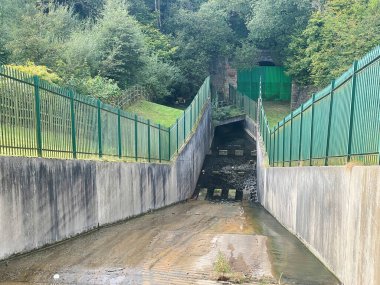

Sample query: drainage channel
[0,121,340,285]
[194,121,257,203]
[194,121,341,285]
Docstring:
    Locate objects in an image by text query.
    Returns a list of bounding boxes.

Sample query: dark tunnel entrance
[194,121,257,202]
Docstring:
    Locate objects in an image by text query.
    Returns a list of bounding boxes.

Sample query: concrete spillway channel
[0,122,340,285]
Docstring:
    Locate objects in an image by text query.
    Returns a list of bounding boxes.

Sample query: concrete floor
[0,200,277,285]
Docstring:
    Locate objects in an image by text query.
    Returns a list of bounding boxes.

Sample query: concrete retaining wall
[255,127,380,285]
[0,104,213,261]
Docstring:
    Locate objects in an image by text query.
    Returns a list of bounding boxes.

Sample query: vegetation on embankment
[126,100,183,128]
[1,0,378,105]
[262,101,291,129]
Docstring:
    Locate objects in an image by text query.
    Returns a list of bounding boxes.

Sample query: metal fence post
[347,61,358,162]
[298,104,304,164]
[190,105,192,131]
[277,122,280,166]
[117,110,122,159]
[289,112,293,166]
[176,118,179,154]
[158,124,161,163]
[147,119,151,162]
[33,75,42,157]
[282,119,286,167]
[269,130,272,165]
[325,80,335,166]
[69,90,77,159]
[97,99,102,158]
[309,94,316,166]
[168,127,171,161]
[183,110,186,142]
[273,128,276,167]
[134,114,138,161]
[197,95,200,117]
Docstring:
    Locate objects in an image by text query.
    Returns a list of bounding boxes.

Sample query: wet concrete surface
[0,200,276,284]
[0,200,340,285]
[0,122,340,284]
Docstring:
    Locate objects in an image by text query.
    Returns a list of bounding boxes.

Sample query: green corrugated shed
[237,66,291,101]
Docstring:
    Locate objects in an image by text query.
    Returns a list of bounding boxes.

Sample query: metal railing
[234,45,380,166]
[0,66,210,162]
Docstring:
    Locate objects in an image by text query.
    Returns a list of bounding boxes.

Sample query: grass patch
[212,251,249,284]
[212,105,245,121]
[262,101,291,129]
[126,100,183,128]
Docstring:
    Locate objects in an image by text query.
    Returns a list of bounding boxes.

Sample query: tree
[95,0,147,88]
[247,0,312,60]
[286,0,380,87]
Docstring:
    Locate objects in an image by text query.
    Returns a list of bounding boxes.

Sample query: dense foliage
[0,0,378,103]
[286,0,380,87]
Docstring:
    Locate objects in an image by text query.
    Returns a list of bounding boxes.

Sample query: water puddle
[246,203,341,284]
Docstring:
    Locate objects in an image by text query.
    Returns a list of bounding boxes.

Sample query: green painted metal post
[176,118,179,154]
[33,76,42,157]
[347,61,358,162]
[378,136,380,165]
[69,90,77,159]
[282,119,286,167]
[325,80,335,166]
[134,114,138,161]
[168,127,171,161]
[158,124,161,163]
[197,96,200,118]
[190,105,192,131]
[269,130,272,165]
[309,94,316,166]
[298,104,304,164]
[117,110,122,159]
[97,99,102,158]
[289,112,293,166]
[147,120,151,162]
[273,128,276,167]
[265,122,269,152]
[183,111,186,142]
[277,122,280,166]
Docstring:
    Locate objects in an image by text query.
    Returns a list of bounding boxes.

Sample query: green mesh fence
[237,66,291,101]
[256,46,380,166]
[232,46,380,166]
[0,66,210,162]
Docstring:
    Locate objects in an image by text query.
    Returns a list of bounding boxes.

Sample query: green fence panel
[120,112,136,160]
[311,93,331,162]
[291,111,301,162]
[0,67,38,157]
[328,79,352,164]
[74,93,99,159]
[101,104,119,159]
[351,58,380,164]
[0,65,210,162]
[300,103,313,162]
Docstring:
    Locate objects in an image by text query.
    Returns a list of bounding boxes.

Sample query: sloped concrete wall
[255,133,380,285]
[0,104,213,261]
